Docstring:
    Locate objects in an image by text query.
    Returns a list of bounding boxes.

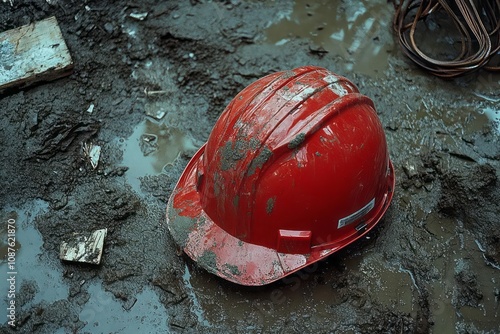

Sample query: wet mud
[1,0,499,333]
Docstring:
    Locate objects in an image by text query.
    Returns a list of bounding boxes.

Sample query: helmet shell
[167,66,395,286]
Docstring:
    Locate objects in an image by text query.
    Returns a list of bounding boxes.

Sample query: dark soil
[1,1,499,333]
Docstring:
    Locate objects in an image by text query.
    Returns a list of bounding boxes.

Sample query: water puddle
[79,280,169,332]
[184,258,334,329]
[356,254,415,314]
[480,107,500,134]
[424,213,500,332]
[264,0,394,76]
[389,102,495,157]
[121,118,198,193]
[171,214,499,332]
[0,199,69,323]
[182,264,212,328]
[182,245,416,330]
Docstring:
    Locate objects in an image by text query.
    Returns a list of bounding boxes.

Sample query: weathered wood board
[60,228,108,265]
[0,16,73,93]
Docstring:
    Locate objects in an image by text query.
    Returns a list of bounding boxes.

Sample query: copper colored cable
[393,0,500,77]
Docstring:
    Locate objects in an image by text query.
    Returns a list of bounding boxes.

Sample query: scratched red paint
[166,66,395,286]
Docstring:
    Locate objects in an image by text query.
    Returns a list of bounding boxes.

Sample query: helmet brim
[167,145,395,286]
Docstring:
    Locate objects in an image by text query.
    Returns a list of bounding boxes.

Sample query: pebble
[104,22,114,34]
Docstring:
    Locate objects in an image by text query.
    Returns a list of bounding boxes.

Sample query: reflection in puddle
[0,200,69,322]
[182,264,212,327]
[80,281,168,332]
[265,0,393,76]
[481,107,500,134]
[122,118,198,193]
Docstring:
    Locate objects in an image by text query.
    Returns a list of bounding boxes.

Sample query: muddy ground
[1,0,499,333]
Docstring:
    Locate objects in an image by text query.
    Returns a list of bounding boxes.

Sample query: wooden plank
[0,16,73,93]
[60,229,108,265]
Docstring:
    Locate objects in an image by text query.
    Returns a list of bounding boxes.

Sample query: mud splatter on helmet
[167,66,395,286]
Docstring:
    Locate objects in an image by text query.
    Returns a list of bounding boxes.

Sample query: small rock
[402,162,418,179]
[386,119,399,131]
[104,22,114,34]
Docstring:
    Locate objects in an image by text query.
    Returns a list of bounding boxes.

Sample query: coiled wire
[393,0,500,77]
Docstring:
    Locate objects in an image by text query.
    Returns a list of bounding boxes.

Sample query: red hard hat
[167,66,395,286]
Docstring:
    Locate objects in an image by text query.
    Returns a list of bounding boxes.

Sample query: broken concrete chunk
[0,16,73,93]
[60,228,107,264]
[402,161,418,179]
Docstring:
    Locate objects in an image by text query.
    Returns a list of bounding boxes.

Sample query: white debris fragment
[86,103,95,114]
[129,12,148,21]
[88,145,101,169]
[60,228,108,264]
[473,92,500,102]
[83,142,101,169]
[475,239,486,252]
[402,161,418,178]
[143,87,170,96]
[145,108,166,120]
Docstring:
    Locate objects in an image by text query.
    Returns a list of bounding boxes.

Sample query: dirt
[1,0,499,333]
[287,133,306,150]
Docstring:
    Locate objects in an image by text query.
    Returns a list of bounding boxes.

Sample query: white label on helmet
[337,198,375,229]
